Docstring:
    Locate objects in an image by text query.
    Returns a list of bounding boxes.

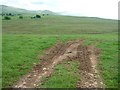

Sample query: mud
[76,45,105,88]
[14,40,104,88]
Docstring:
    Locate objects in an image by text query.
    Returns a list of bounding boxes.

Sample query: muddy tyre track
[14,40,104,88]
[14,40,81,88]
[76,45,105,88]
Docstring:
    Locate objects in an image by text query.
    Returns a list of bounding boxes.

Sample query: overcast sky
[1,0,119,19]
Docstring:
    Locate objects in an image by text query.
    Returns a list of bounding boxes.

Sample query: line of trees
[2,13,24,20]
[2,13,50,20]
[1,13,22,16]
[3,15,24,20]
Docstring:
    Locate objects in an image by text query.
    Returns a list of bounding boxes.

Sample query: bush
[4,16,11,20]
[19,16,23,19]
[36,15,41,18]
[9,13,12,16]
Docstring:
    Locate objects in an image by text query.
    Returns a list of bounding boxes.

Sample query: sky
[0,0,119,19]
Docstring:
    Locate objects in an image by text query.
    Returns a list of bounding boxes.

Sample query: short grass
[2,15,118,88]
[2,35,57,87]
[40,60,80,88]
[2,15,117,34]
[2,34,118,88]
[97,41,118,87]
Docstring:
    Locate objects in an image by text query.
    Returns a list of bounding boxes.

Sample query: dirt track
[14,40,105,88]
[76,45,104,88]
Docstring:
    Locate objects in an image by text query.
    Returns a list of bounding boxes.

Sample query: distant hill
[36,10,57,15]
[0,5,57,15]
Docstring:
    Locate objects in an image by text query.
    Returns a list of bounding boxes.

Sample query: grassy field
[3,15,117,34]
[2,15,118,88]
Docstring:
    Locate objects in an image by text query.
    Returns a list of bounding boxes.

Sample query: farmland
[2,15,118,88]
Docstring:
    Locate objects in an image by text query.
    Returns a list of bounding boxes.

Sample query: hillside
[2,15,118,34]
[0,5,56,15]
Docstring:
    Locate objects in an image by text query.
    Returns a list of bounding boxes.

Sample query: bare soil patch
[14,40,104,88]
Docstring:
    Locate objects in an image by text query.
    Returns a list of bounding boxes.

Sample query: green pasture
[2,15,118,88]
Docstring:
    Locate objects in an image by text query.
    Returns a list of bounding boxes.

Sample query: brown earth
[14,40,105,88]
